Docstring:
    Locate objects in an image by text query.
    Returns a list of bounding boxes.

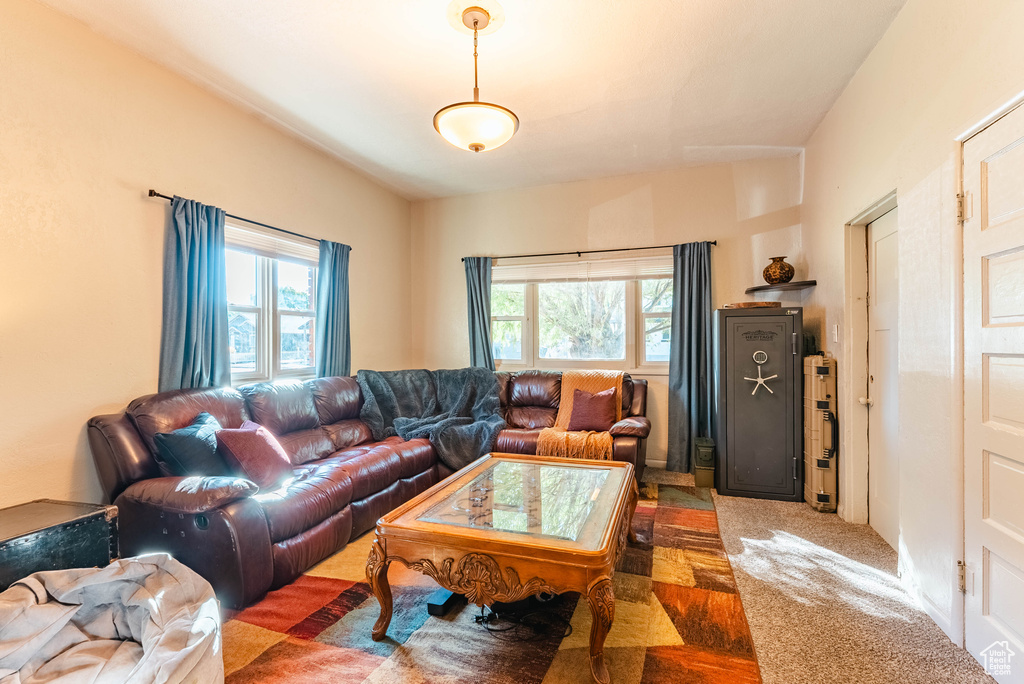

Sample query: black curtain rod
[148,190,327,246]
[460,242,716,262]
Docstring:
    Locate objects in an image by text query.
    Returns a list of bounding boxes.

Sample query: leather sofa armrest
[115,478,273,609]
[119,476,259,514]
[609,416,651,438]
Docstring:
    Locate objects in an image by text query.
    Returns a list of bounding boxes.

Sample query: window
[640,278,673,363]
[225,224,318,383]
[538,281,626,360]
[490,256,673,372]
[491,283,527,360]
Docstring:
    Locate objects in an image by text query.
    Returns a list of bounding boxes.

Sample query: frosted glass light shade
[433,101,519,152]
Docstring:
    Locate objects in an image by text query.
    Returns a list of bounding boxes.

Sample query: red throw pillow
[215,420,293,489]
[567,387,618,432]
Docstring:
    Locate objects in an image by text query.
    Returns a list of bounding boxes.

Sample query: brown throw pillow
[567,387,617,432]
[215,420,293,489]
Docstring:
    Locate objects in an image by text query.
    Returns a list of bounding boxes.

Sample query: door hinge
[792,332,798,356]
[793,456,798,480]
[958,560,966,594]
[957,192,973,223]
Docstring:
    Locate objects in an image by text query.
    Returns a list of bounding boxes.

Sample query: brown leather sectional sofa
[87,371,649,608]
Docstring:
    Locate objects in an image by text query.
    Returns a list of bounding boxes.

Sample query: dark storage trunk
[0,499,118,591]
[713,307,804,500]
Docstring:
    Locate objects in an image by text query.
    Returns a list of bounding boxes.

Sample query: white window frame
[636,278,673,369]
[490,283,533,370]
[226,223,319,384]
[491,276,672,375]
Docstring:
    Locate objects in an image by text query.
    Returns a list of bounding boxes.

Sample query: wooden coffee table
[366,453,638,684]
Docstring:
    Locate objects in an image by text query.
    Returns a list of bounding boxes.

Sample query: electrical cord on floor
[473,593,574,642]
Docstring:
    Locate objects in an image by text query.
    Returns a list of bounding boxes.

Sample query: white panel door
[964,102,1024,683]
[868,208,900,551]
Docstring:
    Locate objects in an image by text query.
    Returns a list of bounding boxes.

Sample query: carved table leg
[627,480,639,544]
[586,577,615,684]
[366,537,392,641]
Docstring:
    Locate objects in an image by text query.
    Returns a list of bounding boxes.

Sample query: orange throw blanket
[537,370,624,461]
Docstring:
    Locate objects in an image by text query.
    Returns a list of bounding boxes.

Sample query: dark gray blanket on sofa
[356,368,506,471]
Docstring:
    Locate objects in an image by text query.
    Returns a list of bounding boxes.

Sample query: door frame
[841,190,897,524]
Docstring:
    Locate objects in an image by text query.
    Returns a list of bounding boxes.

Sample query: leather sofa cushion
[323,420,373,451]
[277,427,336,465]
[509,370,561,408]
[310,377,362,424]
[496,428,541,454]
[128,387,249,454]
[507,406,557,429]
[621,377,634,414]
[610,416,652,438]
[119,476,259,514]
[322,436,434,501]
[240,381,320,436]
[256,462,354,543]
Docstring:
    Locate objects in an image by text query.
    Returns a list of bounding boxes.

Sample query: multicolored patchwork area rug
[222,471,761,683]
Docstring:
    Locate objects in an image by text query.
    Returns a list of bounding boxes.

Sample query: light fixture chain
[473,21,479,102]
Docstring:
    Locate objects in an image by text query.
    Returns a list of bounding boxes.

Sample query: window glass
[641,279,673,313]
[278,260,314,311]
[228,312,258,372]
[226,250,257,307]
[280,314,315,369]
[491,320,523,360]
[538,281,625,360]
[492,283,524,316]
[644,317,671,362]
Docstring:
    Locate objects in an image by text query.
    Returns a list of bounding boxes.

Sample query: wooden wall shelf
[744,280,817,295]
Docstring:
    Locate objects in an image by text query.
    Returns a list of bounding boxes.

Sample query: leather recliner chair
[87,373,649,609]
[492,370,650,482]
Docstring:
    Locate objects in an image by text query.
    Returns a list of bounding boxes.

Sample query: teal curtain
[158,196,230,392]
[464,257,495,370]
[667,242,713,472]
[316,240,352,377]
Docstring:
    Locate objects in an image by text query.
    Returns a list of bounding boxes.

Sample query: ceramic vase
[763,256,795,285]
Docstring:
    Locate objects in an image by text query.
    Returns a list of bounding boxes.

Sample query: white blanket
[0,554,223,684]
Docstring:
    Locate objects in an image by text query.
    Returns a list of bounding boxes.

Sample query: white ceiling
[41,0,907,200]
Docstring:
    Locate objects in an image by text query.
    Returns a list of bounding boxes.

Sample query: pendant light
[434,6,519,153]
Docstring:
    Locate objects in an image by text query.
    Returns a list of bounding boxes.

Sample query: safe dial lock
[745,350,777,396]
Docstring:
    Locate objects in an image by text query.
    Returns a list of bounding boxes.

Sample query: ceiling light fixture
[434,6,518,153]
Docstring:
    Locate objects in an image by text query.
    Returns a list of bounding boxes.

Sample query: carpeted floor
[221,470,761,683]
[712,492,994,684]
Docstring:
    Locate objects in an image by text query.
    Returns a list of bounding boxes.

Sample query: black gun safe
[713,307,803,500]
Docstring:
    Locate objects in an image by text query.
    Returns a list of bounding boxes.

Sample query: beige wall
[0,0,413,505]
[800,0,1024,642]
[410,155,805,467]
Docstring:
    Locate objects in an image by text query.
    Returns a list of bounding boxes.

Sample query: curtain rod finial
[148,189,156,197]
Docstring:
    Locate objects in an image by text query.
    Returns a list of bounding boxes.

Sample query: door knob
[859,396,873,407]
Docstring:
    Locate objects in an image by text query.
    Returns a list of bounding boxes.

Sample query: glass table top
[416,458,626,550]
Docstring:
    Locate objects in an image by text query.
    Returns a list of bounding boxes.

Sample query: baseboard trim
[647,458,667,470]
